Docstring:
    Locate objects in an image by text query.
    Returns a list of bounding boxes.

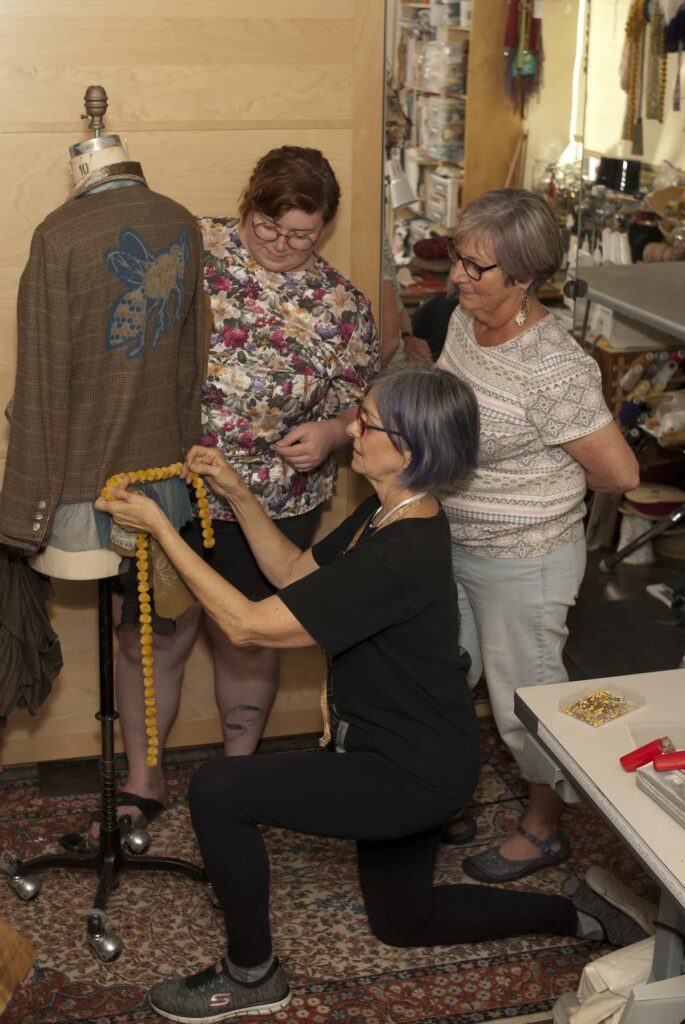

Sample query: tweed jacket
[0,180,205,555]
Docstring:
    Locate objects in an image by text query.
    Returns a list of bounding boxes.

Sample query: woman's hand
[94,477,166,537]
[183,445,245,501]
[274,420,337,472]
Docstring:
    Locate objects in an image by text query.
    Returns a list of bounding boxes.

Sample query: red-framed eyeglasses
[355,407,404,438]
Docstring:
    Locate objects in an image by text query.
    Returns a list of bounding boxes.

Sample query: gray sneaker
[148,957,292,1023]
[566,874,653,947]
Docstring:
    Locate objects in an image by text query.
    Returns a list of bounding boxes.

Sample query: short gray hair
[453,188,564,294]
[370,364,479,492]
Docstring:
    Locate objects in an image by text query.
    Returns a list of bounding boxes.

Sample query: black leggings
[188,750,577,966]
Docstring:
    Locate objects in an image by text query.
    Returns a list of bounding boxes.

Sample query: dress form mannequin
[30,104,130,581]
[0,83,205,582]
[4,85,207,962]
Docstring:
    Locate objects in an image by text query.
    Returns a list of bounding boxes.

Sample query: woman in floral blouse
[112,147,379,831]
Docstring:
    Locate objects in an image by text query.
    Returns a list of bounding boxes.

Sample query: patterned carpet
[0,725,658,1024]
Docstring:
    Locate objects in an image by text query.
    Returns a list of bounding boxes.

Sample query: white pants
[452,538,586,784]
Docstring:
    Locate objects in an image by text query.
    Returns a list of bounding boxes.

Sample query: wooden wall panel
[0,0,384,767]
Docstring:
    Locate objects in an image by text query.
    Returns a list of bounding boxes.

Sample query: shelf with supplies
[392,0,523,225]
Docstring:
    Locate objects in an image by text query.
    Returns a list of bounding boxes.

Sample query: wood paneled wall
[0,0,384,766]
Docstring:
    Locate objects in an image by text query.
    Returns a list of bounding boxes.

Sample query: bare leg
[499,783,565,860]
[204,614,278,756]
[90,598,202,835]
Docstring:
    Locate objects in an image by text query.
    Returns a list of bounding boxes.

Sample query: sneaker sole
[565,878,651,947]
[148,988,292,1023]
[584,867,657,936]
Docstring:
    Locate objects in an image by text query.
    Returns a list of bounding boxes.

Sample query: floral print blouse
[198,217,379,521]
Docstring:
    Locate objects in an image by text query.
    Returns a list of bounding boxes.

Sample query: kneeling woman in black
[96,364,650,1024]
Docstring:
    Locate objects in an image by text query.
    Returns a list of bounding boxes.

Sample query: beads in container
[101,463,215,766]
[560,687,644,727]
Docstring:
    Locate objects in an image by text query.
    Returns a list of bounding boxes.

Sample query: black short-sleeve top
[279,495,480,810]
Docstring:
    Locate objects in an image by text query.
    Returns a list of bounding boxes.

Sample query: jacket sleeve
[0,228,72,554]
[175,219,205,455]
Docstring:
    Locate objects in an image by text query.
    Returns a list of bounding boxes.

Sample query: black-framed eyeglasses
[355,407,403,439]
[252,217,319,252]
[447,241,499,281]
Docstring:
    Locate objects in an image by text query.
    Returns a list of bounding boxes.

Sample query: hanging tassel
[632,13,647,154]
[674,42,682,112]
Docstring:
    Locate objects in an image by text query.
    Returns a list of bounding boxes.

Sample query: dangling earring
[514,290,530,327]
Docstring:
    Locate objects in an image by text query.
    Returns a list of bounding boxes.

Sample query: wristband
[401,330,412,340]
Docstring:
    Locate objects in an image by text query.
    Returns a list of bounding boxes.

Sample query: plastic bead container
[559,686,644,727]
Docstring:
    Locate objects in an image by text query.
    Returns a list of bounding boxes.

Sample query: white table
[578,263,685,344]
[515,670,685,1023]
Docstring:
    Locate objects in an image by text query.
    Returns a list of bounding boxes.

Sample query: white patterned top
[437,306,613,558]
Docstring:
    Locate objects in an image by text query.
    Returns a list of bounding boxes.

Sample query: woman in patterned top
[112,147,378,832]
[437,189,639,878]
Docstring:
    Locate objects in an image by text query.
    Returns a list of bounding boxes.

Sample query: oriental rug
[0,725,657,1024]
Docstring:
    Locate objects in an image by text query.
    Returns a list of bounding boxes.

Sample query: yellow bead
[142,655,154,667]
[197,497,209,510]
[138,582,150,594]
[203,538,216,549]
[140,623,153,635]
[137,570,149,583]
[195,486,207,499]
[146,757,158,767]
[143,666,154,678]
[146,726,158,737]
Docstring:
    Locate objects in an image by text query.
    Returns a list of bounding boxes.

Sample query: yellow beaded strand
[101,463,215,766]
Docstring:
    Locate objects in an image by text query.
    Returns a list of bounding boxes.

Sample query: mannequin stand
[5,578,208,961]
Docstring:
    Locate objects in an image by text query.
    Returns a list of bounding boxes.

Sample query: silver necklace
[370,492,429,530]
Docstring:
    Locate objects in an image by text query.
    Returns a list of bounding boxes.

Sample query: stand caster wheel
[123,827,151,855]
[7,872,42,901]
[87,914,123,962]
[1,857,42,900]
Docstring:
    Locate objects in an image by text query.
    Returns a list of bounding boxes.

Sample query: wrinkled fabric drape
[0,551,62,724]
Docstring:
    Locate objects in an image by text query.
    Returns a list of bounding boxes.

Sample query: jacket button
[33,512,44,521]
[37,500,47,509]
[31,522,41,532]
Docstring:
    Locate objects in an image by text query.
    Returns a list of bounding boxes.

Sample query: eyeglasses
[355,407,403,438]
[447,241,499,281]
[252,217,319,252]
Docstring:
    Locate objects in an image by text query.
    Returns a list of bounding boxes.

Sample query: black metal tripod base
[5,577,209,962]
[8,820,208,961]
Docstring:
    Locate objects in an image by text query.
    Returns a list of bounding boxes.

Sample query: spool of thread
[629,379,652,399]
[650,360,679,394]
[620,352,654,391]
[619,399,644,426]
[645,351,669,377]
